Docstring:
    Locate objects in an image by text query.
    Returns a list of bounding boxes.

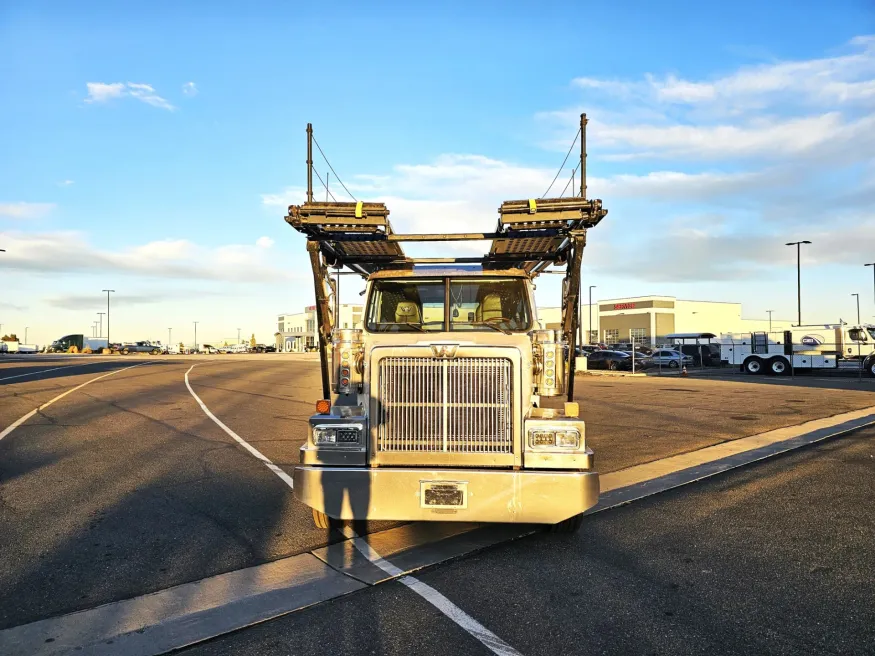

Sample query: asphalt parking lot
[0,355,873,653]
[185,426,874,656]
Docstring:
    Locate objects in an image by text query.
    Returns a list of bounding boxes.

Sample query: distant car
[650,349,694,368]
[120,341,163,355]
[585,350,647,371]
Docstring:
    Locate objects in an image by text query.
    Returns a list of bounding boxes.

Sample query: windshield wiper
[471,321,512,335]
[374,322,425,333]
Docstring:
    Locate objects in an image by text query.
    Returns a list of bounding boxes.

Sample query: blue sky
[2,1,874,345]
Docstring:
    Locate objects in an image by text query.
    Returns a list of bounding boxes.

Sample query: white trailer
[719,324,875,377]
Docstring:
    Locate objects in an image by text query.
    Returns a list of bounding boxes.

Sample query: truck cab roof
[368,265,530,281]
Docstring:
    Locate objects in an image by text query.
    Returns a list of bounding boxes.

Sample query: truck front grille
[377,357,512,453]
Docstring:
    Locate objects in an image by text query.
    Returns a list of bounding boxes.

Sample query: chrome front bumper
[292,464,599,524]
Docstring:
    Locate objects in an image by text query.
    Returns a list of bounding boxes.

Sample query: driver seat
[477,294,503,322]
[395,301,422,324]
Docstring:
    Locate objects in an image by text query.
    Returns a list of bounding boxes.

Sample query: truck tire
[743,357,764,375]
[122,348,129,355]
[768,357,789,376]
[865,357,875,378]
[549,513,584,534]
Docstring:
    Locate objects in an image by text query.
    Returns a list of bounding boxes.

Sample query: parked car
[119,340,163,355]
[585,350,648,371]
[649,348,694,368]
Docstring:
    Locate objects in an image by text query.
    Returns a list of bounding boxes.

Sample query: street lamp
[785,241,811,326]
[866,263,875,305]
[589,285,597,345]
[97,312,105,338]
[237,328,241,344]
[852,293,860,325]
[24,326,29,344]
[766,310,773,333]
[168,328,173,347]
[193,321,199,353]
[102,290,115,345]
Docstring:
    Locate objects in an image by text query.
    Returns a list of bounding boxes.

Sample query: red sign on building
[613,302,636,310]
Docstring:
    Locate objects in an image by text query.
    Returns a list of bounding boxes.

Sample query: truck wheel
[312,509,331,530]
[743,357,763,374]
[122,348,129,355]
[768,357,789,376]
[866,358,875,378]
[549,514,584,534]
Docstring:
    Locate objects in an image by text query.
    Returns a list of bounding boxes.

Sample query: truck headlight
[313,425,363,446]
[528,428,580,449]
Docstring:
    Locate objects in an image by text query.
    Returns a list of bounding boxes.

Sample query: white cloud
[182,81,198,97]
[256,236,274,248]
[0,202,56,220]
[57,180,74,187]
[592,112,875,160]
[85,82,126,103]
[0,231,298,282]
[85,82,174,110]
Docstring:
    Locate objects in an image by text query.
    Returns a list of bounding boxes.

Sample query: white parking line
[339,526,523,656]
[185,364,523,655]
[184,365,295,488]
[0,362,152,442]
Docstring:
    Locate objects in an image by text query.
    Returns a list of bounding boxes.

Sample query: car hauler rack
[282,116,610,532]
[285,117,606,404]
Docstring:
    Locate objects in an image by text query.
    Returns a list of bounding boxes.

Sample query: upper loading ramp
[285,195,607,277]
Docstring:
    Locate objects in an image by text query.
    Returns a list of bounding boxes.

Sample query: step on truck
[283,116,608,533]
[720,324,875,376]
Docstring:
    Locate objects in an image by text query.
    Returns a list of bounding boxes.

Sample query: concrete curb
[4,404,874,655]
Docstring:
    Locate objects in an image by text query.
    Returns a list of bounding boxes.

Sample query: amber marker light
[315,399,331,414]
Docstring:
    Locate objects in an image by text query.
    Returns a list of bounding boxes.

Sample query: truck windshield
[366,278,532,333]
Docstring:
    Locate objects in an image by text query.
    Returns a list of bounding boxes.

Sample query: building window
[587,330,598,344]
[604,329,619,343]
[630,328,647,345]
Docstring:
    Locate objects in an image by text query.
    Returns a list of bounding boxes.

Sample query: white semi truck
[719,324,875,376]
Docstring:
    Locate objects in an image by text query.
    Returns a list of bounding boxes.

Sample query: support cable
[541,127,581,199]
[560,160,581,197]
[312,167,338,202]
[312,136,358,202]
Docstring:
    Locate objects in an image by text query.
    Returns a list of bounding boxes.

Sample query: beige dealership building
[538,295,793,346]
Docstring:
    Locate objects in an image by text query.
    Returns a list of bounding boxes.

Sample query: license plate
[420,481,467,509]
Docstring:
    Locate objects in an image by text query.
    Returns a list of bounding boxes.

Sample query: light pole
[237,328,241,344]
[785,241,811,326]
[193,321,199,353]
[97,312,105,338]
[852,293,860,324]
[766,310,773,333]
[102,290,115,345]
[168,328,172,347]
[24,326,29,344]
[588,285,597,345]
[866,263,875,305]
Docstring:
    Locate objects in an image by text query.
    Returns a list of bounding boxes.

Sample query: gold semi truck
[285,117,608,533]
